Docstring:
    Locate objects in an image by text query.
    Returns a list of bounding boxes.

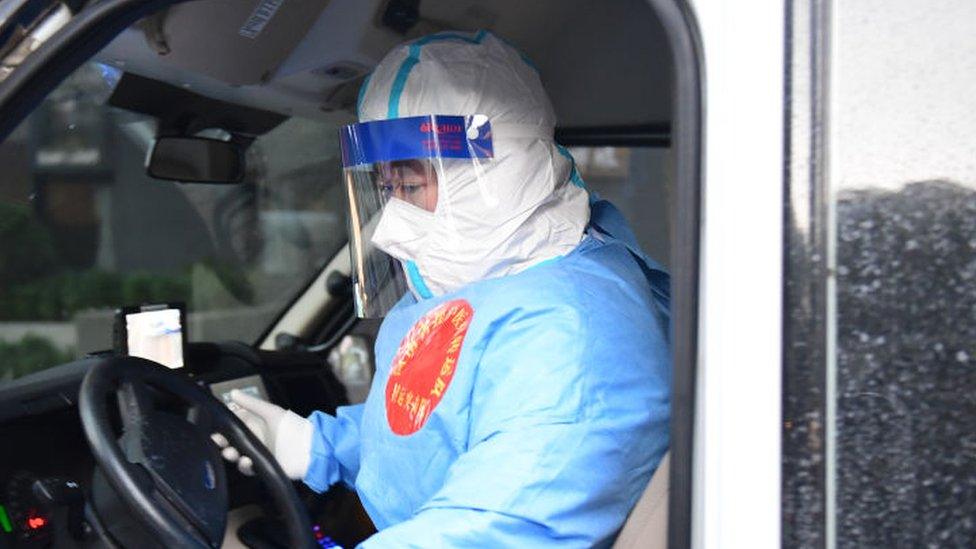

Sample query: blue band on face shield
[339,115,493,168]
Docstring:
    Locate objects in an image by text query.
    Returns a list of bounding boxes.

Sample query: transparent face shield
[340,115,493,317]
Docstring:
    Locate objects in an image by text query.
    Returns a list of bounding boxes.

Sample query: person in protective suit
[216,30,671,547]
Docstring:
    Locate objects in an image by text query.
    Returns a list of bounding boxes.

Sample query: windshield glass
[0,62,352,383]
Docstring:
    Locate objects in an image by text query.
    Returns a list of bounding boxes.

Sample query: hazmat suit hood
[356,30,590,299]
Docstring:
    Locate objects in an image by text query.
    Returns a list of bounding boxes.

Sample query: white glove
[210,389,313,480]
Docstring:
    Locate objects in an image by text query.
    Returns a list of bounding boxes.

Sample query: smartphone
[114,303,187,369]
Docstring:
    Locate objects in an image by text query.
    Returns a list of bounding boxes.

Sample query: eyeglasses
[376,159,438,211]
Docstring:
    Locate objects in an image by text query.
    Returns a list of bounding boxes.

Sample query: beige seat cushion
[613,452,670,549]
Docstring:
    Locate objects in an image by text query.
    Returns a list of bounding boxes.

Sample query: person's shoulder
[475,245,642,325]
[556,238,670,350]
[479,237,641,300]
[478,263,585,324]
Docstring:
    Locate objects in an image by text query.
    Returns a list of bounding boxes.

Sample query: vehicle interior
[0,0,687,547]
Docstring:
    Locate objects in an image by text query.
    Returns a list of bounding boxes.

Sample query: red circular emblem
[385,299,474,435]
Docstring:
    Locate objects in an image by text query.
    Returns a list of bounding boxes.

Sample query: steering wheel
[78,356,315,548]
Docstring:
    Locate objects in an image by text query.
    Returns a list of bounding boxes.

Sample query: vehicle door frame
[685,1,786,547]
[0,0,711,546]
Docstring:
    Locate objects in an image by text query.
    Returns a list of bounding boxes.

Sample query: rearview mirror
[146,136,245,183]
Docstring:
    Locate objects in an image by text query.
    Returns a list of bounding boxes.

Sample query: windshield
[0,62,352,383]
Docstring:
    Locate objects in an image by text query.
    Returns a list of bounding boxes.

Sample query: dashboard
[0,342,349,548]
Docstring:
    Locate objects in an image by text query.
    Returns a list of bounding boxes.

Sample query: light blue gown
[304,199,671,548]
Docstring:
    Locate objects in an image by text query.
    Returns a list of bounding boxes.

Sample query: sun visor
[141,0,332,86]
[108,73,286,136]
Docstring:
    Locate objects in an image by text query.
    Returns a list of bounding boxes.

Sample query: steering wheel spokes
[116,379,154,427]
[79,356,314,548]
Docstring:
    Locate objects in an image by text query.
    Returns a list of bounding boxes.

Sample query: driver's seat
[613,452,670,548]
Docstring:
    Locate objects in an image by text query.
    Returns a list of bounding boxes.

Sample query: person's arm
[303,403,365,492]
[218,392,365,491]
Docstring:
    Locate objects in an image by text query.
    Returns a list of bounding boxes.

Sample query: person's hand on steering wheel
[211,390,313,480]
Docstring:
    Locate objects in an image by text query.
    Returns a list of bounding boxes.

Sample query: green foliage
[0,201,248,319]
[0,201,199,320]
[204,260,255,305]
[0,335,75,380]
[0,271,192,321]
[0,202,62,287]
[60,270,121,313]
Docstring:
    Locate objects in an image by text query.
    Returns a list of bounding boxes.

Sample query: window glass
[831,0,976,545]
[569,146,672,267]
[0,62,352,383]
